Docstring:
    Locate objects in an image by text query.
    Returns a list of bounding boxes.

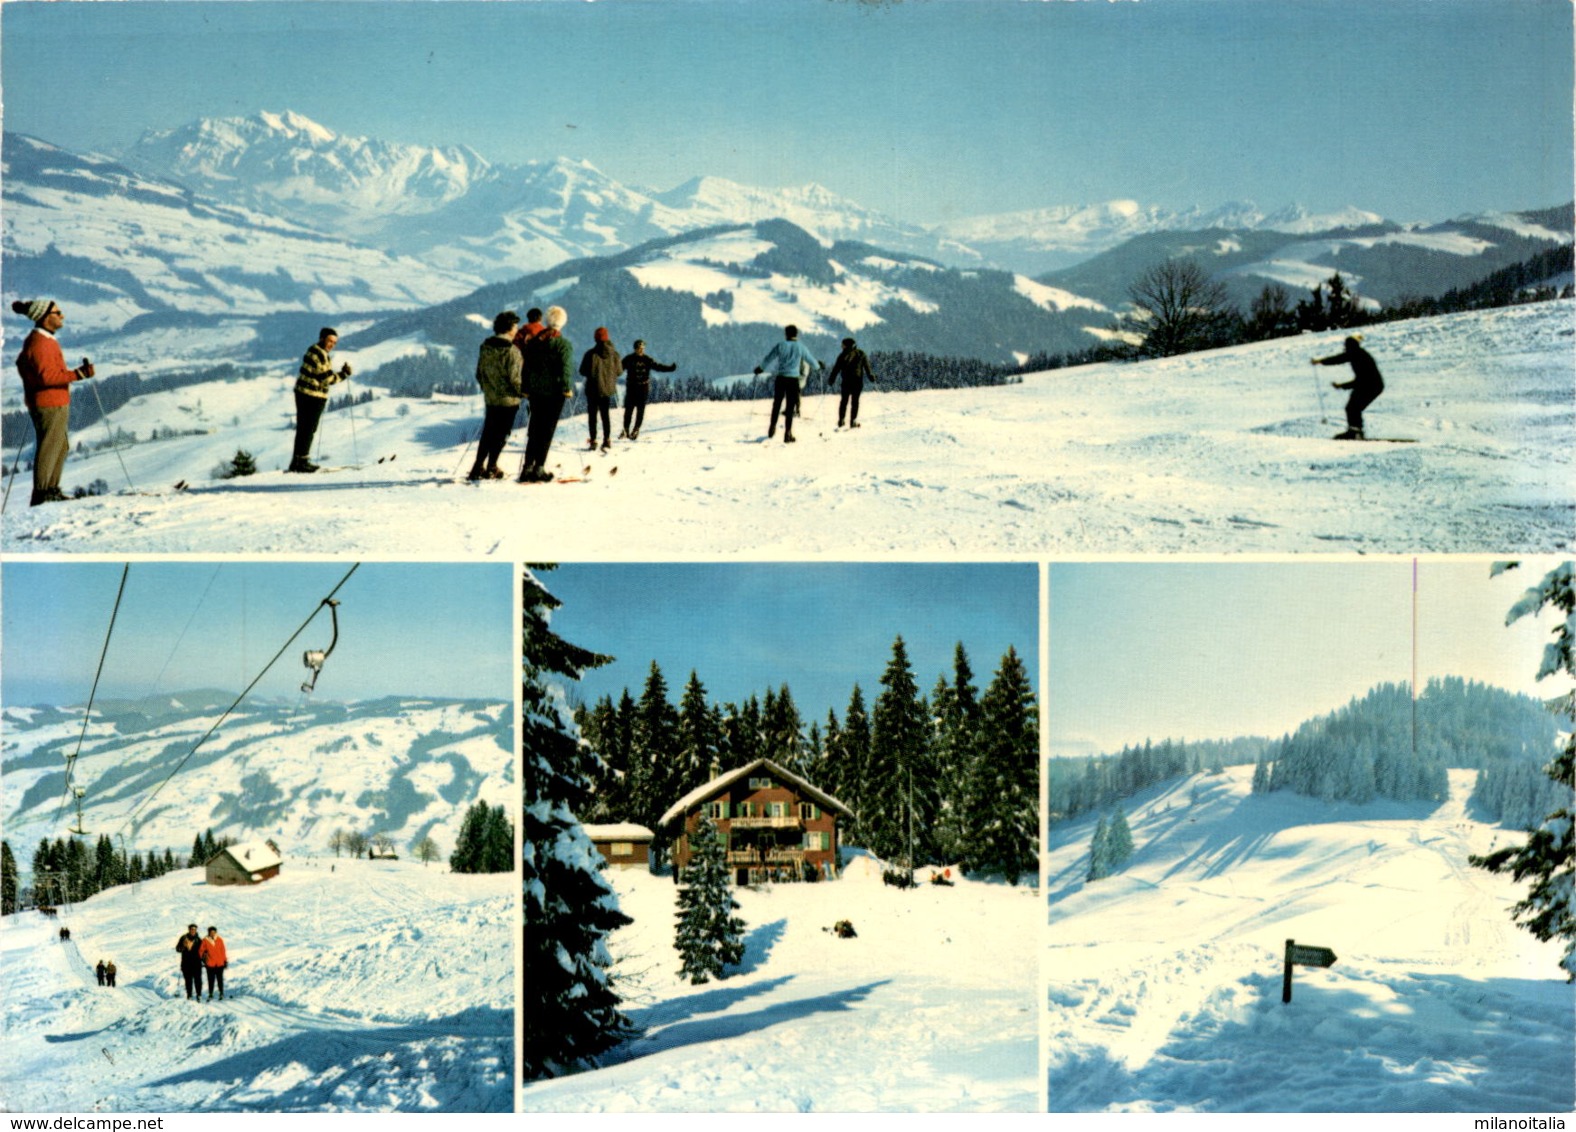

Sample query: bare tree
[1127,259,1237,357]
[344,830,370,857]
[328,828,347,859]
[413,836,440,866]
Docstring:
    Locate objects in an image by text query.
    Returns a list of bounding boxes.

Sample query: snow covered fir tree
[1086,810,1135,882]
[1470,561,1576,979]
[673,814,746,984]
[520,567,635,1079]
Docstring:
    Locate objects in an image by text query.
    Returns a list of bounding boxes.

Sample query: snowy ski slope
[0,859,513,1112]
[1046,766,1574,1112]
[2,301,1570,556]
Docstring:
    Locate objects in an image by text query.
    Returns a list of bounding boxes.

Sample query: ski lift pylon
[300,598,342,693]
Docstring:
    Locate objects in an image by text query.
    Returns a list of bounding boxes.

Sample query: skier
[1312,333,1384,440]
[827,337,878,429]
[514,308,546,353]
[620,340,677,440]
[289,327,353,472]
[469,311,524,481]
[176,922,204,1000]
[105,960,117,987]
[199,925,228,1000]
[579,328,622,452]
[753,325,824,443]
[96,959,106,986]
[518,306,573,483]
[10,299,96,506]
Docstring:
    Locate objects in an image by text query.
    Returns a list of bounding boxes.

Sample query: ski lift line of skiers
[10,297,1386,498]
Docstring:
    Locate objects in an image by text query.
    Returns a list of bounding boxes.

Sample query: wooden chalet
[205,840,282,886]
[584,823,654,870]
[659,758,853,884]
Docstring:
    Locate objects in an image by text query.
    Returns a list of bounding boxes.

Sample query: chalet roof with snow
[584,823,654,842]
[209,841,282,873]
[658,758,854,828]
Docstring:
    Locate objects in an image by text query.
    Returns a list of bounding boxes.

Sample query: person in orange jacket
[10,298,96,506]
[199,925,228,1001]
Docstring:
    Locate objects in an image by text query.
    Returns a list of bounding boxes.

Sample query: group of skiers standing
[94,958,118,986]
[175,922,229,1001]
[465,305,679,483]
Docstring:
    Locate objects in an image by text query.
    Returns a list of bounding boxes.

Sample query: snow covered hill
[1,133,480,338]
[2,695,512,856]
[3,300,1569,556]
[0,859,513,1111]
[521,859,1040,1112]
[1045,766,1574,1112]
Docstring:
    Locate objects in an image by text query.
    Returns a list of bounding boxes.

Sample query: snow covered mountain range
[2,693,513,860]
[7,110,1567,350]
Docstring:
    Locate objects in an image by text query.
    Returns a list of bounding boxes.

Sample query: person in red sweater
[199,925,228,1001]
[11,299,95,506]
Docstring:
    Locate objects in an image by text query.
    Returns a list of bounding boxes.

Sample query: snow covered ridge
[2,694,512,855]
[2,301,1569,557]
[1045,766,1574,1112]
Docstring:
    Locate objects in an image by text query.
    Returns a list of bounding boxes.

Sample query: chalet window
[803,831,830,850]
[767,802,789,818]
[706,801,727,819]
[735,802,754,818]
[611,842,633,856]
[798,802,820,820]
[748,776,773,789]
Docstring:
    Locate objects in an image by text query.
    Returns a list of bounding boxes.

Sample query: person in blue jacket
[753,325,824,444]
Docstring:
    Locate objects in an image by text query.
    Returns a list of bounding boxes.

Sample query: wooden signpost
[1282,938,1338,1003]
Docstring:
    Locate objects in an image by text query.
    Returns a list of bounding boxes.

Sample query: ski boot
[287,457,319,473]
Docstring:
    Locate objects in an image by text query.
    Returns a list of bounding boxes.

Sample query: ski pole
[86,367,135,490]
[1,438,26,514]
[1310,364,1329,425]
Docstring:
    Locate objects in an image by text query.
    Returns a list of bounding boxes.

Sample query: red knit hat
[594,327,610,343]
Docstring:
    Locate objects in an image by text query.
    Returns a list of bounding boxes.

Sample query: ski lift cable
[117,563,361,835]
[139,563,225,705]
[55,563,130,825]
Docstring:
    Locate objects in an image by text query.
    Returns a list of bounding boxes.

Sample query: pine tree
[481,804,515,873]
[630,662,679,861]
[676,671,721,797]
[1470,562,1576,979]
[673,815,746,985]
[1,841,17,915]
[866,637,934,865]
[521,566,635,1078]
[839,685,872,845]
[1087,816,1111,882]
[1107,809,1135,867]
[450,801,488,873]
[962,646,1038,883]
[762,684,806,774]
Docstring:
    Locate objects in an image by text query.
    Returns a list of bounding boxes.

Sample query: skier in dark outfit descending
[1312,334,1384,439]
[620,340,676,439]
[827,337,877,428]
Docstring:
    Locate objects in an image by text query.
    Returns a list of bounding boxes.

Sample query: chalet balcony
[726,848,806,865]
[727,815,803,830]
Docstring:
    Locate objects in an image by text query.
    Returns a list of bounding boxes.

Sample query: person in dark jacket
[105,960,117,987]
[290,327,353,472]
[579,328,622,451]
[176,922,204,1001]
[1312,334,1384,439]
[620,340,677,440]
[518,306,574,483]
[11,299,95,506]
[827,337,877,428]
[96,959,107,986]
[470,312,524,480]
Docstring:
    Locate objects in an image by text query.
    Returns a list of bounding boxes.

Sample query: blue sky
[1048,558,1574,756]
[3,0,1569,225]
[539,562,1037,724]
[1,562,513,705]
